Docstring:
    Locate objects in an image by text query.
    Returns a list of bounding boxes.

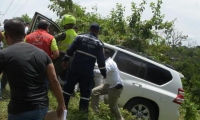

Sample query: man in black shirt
[0,19,66,120]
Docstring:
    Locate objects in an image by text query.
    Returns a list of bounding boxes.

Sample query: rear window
[145,63,172,85]
[114,51,172,85]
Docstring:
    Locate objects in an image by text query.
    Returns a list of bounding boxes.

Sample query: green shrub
[49,92,134,120]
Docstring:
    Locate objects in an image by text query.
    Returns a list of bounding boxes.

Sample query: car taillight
[173,88,184,105]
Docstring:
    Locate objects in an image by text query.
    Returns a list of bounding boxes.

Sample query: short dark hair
[90,22,100,32]
[104,49,110,56]
[37,20,50,30]
[3,19,8,24]
[4,19,25,40]
[14,18,25,25]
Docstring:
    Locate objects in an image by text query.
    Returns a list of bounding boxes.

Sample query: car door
[28,12,65,79]
[113,50,146,106]
[28,12,62,36]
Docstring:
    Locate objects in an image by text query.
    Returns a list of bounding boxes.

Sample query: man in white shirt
[91,49,124,120]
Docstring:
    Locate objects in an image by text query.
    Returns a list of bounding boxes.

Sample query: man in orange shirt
[25,20,59,60]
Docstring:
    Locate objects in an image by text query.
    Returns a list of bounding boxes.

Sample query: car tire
[124,99,157,120]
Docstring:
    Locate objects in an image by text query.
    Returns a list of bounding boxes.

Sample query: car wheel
[124,99,157,120]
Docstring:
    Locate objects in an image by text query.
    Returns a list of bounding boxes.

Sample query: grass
[0,87,10,120]
[49,91,135,120]
[0,85,134,120]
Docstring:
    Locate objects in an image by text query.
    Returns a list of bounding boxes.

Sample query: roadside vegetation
[0,86,134,120]
[48,0,200,119]
[0,85,189,120]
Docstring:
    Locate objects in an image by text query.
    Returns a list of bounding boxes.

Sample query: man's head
[3,19,8,24]
[37,20,50,31]
[104,49,110,59]
[89,23,100,36]
[4,19,25,45]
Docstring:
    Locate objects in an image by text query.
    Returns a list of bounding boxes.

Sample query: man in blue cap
[62,23,106,116]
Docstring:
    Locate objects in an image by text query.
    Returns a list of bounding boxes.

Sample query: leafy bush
[49,92,135,120]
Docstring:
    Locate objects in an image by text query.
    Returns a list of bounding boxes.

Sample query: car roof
[104,43,178,73]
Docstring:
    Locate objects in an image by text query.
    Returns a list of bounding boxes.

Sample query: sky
[0,0,199,45]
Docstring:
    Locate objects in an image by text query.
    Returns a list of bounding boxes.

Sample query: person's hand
[103,74,107,79]
[62,61,68,70]
[56,104,66,119]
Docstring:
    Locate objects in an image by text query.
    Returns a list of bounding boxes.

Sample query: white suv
[29,12,184,120]
[103,43,184,120]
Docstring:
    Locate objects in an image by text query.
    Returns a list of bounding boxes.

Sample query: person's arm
[50,38,59,60]
[62,36,79,69]
[54,32,66,41]
[0,51,5,74]
[94,62,111,75]
[96,45,107,79]
[46,63,66,117]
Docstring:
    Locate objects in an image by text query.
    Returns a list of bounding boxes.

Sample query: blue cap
[90,23,100,31]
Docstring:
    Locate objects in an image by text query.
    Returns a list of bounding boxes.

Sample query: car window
[114,51,145,78]
[114,50,172,85]
[145,63,172,85]
[29,12,62,36]
[32,16,60,36]
[104,47,115,57]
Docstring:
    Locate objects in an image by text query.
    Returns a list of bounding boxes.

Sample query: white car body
[104,43,184,120]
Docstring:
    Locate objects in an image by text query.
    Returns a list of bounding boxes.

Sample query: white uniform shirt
[94,57,123,88]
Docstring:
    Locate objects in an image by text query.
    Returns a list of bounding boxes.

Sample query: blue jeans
[8,107,48,120]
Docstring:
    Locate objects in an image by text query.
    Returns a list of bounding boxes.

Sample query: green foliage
[48,0,174,52]
[0,90,133,120]
[49,92,134,120]
[0,85,10,120]
[181,93,198,120]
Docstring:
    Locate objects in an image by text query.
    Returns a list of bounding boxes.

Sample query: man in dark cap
[25,19,59,60]
[0,19,65,120]
[62,23,106,116]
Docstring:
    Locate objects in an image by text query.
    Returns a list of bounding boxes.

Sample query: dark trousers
[63,68,94,112]
[1,72,7,89]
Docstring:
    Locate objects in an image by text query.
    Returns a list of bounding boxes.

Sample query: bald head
[4,19,25,42]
